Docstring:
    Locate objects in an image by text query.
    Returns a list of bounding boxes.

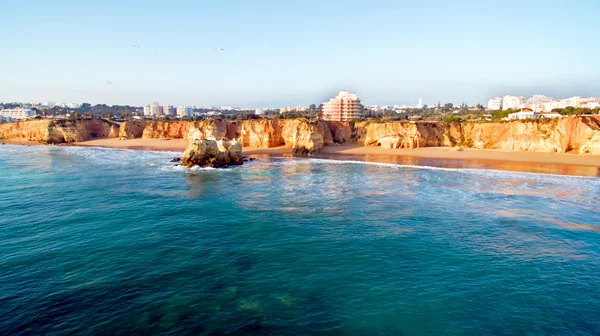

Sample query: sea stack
[181,131,243,168]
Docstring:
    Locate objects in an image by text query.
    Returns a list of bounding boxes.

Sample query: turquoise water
[1,145,600,335]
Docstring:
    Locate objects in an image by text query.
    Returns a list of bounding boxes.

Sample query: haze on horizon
[1,0,599,107]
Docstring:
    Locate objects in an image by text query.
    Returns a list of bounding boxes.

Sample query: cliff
[0,119,118,144]
[2,117,600,156]
[119,121,147,139]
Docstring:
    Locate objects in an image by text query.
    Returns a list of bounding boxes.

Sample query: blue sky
[1,0,599,107]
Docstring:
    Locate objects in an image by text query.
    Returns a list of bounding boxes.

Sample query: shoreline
[3,138,600,177]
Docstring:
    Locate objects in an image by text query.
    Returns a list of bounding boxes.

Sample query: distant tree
[476,104,484,111]
[443,115,462,123]
[492,109,512,121]
[309,104,317,111]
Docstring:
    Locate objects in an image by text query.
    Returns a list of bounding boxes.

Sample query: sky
[1,0,599,107]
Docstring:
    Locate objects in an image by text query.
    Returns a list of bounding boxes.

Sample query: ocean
[1,145,599,335]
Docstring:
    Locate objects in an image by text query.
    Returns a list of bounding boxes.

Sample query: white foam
[267,157,600,185]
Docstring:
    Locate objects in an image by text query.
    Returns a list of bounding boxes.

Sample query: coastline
[3,138,600,176]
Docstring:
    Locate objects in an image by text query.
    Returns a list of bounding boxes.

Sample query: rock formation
[181,130,243,168]
[119,121,147,139]
[181,139,243,168]
[142,121,190,139]
[281,120,331,154]
[0,119,117,144]
[239,119,284,148]
[2,116,600,156]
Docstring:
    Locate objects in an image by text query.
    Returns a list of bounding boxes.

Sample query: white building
[176,106,194,117]
[162,105,175,116]
[539,112,562,118]
[487,97,502,110]
[417,98,423,109]
[508,111,535,120]
[502,95,524,110]
[508,111,562,120]
[144,102,161,116]
[279,106,307,113]
[0,107,37,121]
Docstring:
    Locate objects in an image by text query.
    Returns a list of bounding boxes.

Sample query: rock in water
[181,138,243,168]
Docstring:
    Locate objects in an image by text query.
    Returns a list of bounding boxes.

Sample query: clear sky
[1,0,599,107]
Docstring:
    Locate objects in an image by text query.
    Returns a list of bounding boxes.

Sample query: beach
[69,138,600,167]
[3,138,600,174]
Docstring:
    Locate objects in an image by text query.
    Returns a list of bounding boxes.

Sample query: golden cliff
[0,119,118,144]
[2,117,600,155]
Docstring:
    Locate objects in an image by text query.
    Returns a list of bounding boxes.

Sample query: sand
[3,138,600,176]
[69,138,600,167]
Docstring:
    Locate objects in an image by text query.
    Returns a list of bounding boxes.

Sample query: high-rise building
[322,91,362,121]
[417,98,423,109]
[162,105,175,116]
[502,95,524,110]
[150,102,161,116]
[176,106,194,117]
[144,102,162,116]
[487,97,502,110]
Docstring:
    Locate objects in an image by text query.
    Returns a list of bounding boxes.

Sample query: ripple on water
[0,146,599,335]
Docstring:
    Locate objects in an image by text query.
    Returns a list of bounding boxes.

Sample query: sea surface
[1,145,600,335]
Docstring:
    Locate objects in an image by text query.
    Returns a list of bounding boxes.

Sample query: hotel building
[322,91,362,121]
[502,95,524,110]
[0,107,37,121]
[487,97,502,110]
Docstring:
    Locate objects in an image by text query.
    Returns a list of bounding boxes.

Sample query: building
[176,106,194,117]
[538,112,562,118]
[162,105,175,116]
[0,107,37,121]
[561,96,581,108]
[487,97,502,110]
[144,102,161,116]
[508,111,562,120]
[417,98,423,109]
[279,106,307,114]
[508,111,535,120]
[322,91,362,121]
[502,95,524,110]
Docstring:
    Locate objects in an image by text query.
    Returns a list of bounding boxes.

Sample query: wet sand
[3,138,600,177]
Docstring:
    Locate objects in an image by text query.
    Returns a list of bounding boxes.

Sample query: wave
[268,157,600,184]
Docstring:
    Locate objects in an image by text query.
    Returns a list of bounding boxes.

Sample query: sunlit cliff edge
[2,117,600,155]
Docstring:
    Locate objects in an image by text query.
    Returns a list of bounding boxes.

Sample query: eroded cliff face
[0,119,118,144]
[356,121,462,149]
[281,120,333,154]
[2,117,600,155]
[0,120,53,142]
[239,120,284,148]
[119,121,147,139]
[460,117,600,154]
[142,121,191,139]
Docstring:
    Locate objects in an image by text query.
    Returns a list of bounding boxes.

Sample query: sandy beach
[3,138,600,176]
[69,138,600,167]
